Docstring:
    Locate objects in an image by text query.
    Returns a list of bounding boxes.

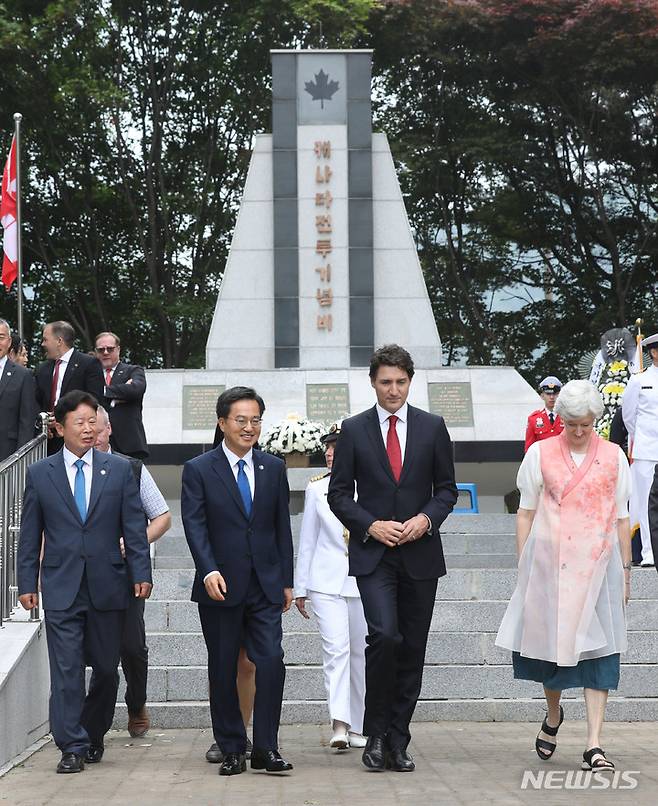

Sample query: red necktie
[50,359,62,410]
[386,414,402,482]
[105,368,112,387]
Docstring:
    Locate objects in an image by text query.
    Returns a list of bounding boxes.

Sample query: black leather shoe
[206,742,223,763]
[250,748,293,772]
[362,736,386,771]
[56,752,85,774]
[219,752,246,776]
[386,747,415,772]
[85,745,104,764]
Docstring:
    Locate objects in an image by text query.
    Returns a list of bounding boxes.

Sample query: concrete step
[145,629,658,668]
[112,695,658,728]
[143,597,658,633]
[104,662,658,703]
[147,567,658,602]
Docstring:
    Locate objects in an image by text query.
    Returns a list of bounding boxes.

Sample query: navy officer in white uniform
[295,422,367,751]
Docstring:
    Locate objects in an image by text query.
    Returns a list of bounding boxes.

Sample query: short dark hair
[54,390,99,424]
[216,386,265,419]
[48,320,76,347]
[10,331,25,354]
[369,344,415,380]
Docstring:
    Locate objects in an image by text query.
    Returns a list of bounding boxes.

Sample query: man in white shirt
[94,405,170,738]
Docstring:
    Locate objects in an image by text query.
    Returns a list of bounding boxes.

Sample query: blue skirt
[512,652,620,691]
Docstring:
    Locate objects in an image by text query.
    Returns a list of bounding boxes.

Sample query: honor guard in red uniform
[524,376,564,452]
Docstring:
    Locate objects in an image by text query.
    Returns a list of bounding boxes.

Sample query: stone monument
[142,49,541,509]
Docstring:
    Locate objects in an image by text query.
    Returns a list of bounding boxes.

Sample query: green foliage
[372,0,658,383]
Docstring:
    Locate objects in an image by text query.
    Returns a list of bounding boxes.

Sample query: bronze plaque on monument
[182,385,225,430]
[427,382,474,427]
[306,383,350,423]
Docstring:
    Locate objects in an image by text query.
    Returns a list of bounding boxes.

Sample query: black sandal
[582,747,614,771]
[534,705,564,760]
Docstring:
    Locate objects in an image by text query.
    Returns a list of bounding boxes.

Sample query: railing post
[0,413,50,623]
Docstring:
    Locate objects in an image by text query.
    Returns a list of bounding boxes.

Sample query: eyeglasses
[228,416,263,428]
[95,346,117,354]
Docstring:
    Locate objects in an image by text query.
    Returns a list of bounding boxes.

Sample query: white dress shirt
[53,347,74,405]
[376,401,408,463]
[222,442,255,498]
[62,445,93,510]
[0,355,7,378]
[204,443,254,582]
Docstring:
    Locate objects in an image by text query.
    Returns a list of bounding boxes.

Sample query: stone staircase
[112,505,658,727]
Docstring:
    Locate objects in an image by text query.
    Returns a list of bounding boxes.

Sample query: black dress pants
[356,549,437,750]
[44,573,124,755]
[119,594,148,714]
[199,572,285,754]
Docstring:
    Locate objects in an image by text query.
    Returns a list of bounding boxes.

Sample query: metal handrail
[0,412,49,624]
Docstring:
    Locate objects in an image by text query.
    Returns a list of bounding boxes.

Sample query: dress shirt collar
[63,445,94,468]
[543,408,557,419]
[58,347,74,366]
[376,401,408,424]
[222,441,253,470]
[0,355,7,375]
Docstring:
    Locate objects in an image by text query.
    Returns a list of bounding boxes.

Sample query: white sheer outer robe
[496,434,631,667]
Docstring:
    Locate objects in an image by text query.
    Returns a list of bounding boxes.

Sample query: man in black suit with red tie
[328,344,458,772]
[35,321,104,455]
[95,331,148,459]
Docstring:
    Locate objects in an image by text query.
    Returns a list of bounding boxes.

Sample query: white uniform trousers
[630,459,656,563]
[308,591,367,733]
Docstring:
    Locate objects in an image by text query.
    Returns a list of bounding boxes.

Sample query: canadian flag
[1,136,17,289]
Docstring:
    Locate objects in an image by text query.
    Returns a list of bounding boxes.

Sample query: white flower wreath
[261,413,325,456]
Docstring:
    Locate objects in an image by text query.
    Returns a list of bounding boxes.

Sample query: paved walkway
[1,722,656,805]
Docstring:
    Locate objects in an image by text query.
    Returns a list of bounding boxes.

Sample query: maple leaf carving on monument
[304,69,340,109]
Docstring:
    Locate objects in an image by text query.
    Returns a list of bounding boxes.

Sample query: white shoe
[641,558,655,567]
[329,731,349,750]
[348,733,367,748]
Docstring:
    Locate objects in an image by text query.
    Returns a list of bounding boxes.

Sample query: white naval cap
[539,376,562,392]
[641,333,658,349]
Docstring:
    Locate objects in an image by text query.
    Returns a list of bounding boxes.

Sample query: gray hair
[0,318,10,336]
[554,379,604,421]
[96,405,110,425]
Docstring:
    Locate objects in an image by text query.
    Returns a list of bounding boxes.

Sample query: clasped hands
[368,514,429,548]
[204,572,293,612]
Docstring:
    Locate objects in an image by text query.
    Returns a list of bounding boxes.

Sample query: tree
[372,0,658,382]
[0,0,376,366]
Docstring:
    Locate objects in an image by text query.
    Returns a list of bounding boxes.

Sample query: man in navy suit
[0,317,36,461]
[328,345,458,772]
[95,331,149,459]
[182,386,294,776]
[34,321,104,455]
[17,390,152,774]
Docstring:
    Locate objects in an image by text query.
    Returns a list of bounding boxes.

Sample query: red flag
[1,136,17,289]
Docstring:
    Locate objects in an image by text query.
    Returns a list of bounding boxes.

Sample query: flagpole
[13,112,23,338]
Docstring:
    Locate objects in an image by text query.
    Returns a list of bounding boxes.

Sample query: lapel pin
[6,371,10,376]
[258,465,264,470]
[100,469,106,475]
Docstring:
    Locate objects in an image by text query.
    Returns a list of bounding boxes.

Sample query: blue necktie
[236,459,252,516]
[74,459,87,521]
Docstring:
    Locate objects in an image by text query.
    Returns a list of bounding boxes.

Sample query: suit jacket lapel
[111,362,128,385]
[211,447,249,519]
[251,451,267,522]
[87,449,110,520]
[0,359,15,402]
[48,450,83,524]
[365,406,396,483]
[398,406,417,485]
